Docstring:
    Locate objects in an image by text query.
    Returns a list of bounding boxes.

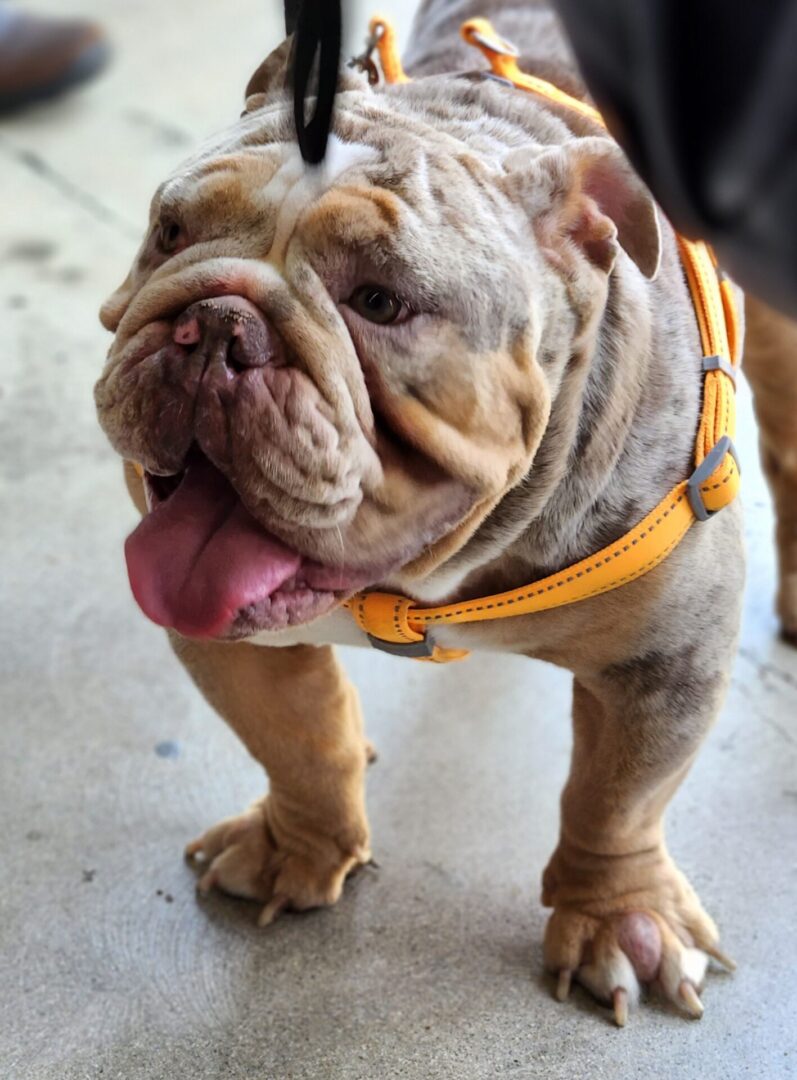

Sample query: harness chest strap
[345,17,740,662]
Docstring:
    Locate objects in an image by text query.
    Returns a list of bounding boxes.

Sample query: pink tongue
[125,456,302,638]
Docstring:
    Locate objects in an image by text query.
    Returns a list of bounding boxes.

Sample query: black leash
[283,0,301,35]
[285,0,342,165]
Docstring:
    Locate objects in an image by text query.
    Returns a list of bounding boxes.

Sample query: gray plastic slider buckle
[367,630,437,658]
[686,435,740,522]
[702,354,737,387]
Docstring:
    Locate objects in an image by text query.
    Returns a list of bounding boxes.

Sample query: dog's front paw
[542,851,735,1025]
[185,799,370,926]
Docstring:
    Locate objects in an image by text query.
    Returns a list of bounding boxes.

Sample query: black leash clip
[288,0,342,165]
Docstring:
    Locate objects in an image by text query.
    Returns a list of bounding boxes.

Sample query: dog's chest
[247,607,372,650]
[246,607,487,655]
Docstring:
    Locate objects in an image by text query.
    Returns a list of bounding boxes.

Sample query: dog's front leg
[171,636,372,925]
[542,662,735,1024]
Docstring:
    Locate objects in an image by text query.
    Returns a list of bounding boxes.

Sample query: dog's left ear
[505,136,662,280]
[243,36,371,114]
[243,37,294,111]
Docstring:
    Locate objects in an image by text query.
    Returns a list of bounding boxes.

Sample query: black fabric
[554,0,797,312]
[283,0,301,36]
[288,0,341,165]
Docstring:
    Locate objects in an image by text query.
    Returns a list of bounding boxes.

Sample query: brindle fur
[98,0,797,1022]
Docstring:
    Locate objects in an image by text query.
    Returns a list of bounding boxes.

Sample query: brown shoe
[0,8,109,114]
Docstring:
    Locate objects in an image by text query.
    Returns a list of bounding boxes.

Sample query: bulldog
[94,0,797,1026]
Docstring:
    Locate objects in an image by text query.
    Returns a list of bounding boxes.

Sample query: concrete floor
[1,1,796,1077]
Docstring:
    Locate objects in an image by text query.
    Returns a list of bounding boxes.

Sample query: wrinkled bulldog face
[95,42,660,640]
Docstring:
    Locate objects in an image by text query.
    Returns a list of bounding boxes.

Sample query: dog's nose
[173,295,280,371]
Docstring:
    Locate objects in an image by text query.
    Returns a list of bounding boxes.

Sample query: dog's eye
[157,218,184,254]
[347,285,403,325]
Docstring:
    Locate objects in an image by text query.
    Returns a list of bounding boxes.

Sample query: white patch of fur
[266,136,378,265]
[401,562,476,604]
[247,606,370,649]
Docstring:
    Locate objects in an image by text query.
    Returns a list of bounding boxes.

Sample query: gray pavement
[1,2,796,1077]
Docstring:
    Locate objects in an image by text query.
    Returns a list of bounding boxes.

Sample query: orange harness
[344,17,741,662]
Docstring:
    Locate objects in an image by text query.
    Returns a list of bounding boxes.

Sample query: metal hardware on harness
[468,28,519,57]
[686,436,740,522]
[367,631,439,659]
[349,22,384,86]
[702,353,737,387]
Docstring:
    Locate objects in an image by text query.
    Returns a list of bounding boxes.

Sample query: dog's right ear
[243,37,293,112]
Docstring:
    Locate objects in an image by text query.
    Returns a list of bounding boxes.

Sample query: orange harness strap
[346,17,740,663]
